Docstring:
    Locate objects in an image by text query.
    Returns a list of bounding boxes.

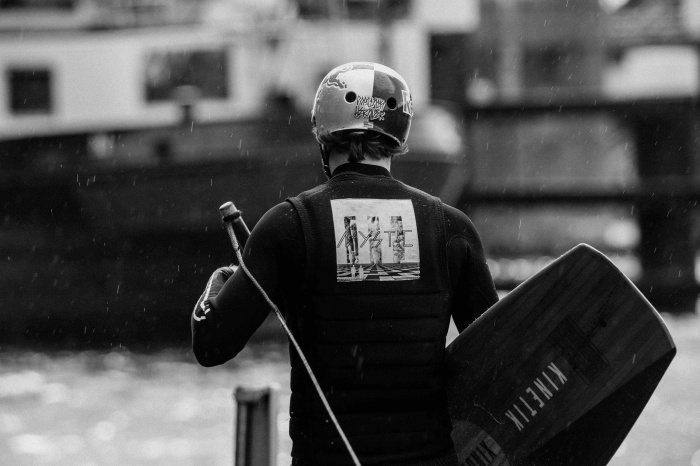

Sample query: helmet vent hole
[387,97,397,110]
[345,92,357,103]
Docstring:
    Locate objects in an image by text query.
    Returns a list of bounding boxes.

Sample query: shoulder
[441,202,483,243]
[393,178,435,200]
[290,181,329,201]
[254,201,302,234]
[247,201,303,249]
[244,201,304,263]
[441,202,472,225]
[261,200,300,220]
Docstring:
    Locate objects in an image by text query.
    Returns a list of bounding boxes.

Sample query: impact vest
[286,165,456,465]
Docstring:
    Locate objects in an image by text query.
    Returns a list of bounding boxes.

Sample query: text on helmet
[354,96,386,121]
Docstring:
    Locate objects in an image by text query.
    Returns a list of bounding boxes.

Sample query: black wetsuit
[192,163,498,465]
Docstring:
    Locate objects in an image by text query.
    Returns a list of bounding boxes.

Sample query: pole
[234,385,280,466]
[219,201,251,265]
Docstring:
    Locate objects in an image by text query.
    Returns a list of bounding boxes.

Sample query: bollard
[234,385,279,466]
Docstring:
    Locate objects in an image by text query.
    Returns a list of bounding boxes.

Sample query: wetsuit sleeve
[443,204,499,333]
[191,201,303,367]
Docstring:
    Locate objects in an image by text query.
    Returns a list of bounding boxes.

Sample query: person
[192,62,498,466]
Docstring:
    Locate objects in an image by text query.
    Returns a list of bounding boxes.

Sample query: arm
[443,204,499,333]
[191,201,303,366]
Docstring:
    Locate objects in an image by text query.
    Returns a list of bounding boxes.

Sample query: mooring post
[234,384,279,466]
[634,104,698,313]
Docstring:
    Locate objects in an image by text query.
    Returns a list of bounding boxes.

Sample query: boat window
[8,67,53,114]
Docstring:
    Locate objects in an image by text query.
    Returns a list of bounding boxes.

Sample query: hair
[312,128,408,162]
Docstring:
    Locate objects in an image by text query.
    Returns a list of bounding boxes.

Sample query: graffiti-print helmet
[311,62,413,146]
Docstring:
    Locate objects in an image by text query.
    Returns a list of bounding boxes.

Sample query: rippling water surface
[1,314,698,466]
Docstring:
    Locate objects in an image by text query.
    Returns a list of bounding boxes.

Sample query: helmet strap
[319,144,332,179]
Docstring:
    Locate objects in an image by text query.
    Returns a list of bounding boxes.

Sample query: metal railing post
[234,384,279,466]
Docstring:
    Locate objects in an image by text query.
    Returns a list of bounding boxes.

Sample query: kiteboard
[445,243,676,466]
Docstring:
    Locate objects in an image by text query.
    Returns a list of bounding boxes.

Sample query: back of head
[311,62,413,164]
[314,130,407,162]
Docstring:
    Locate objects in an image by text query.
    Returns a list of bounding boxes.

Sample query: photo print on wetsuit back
[331,198,420,282]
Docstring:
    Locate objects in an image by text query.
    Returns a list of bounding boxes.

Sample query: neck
[328,154,391,175]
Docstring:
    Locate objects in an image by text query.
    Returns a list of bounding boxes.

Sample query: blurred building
[0,0,485,347]
[0,0,288,140]
[0,0,482,142]
[1,0,699,350]
[2,0,699,138]
[456,0,700,310]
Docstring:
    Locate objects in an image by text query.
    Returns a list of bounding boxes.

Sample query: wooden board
[445,244,676,466]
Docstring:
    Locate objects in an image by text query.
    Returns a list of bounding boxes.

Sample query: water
[1,314,699,466]
[0,343,290,466]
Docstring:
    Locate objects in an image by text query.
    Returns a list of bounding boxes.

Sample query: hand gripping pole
[219,202,250,265]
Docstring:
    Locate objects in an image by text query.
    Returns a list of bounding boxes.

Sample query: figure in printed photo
[367,216,382,265]
[391,216,405,263]
[343,216,359,265]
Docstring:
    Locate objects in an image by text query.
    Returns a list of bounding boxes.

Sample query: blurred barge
[0,104,471,350]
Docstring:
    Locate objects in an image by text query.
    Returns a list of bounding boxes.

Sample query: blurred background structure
[1,0,700,350]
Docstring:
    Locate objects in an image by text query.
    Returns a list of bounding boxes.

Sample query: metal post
[234,385,279,466]
[635,107,698,312]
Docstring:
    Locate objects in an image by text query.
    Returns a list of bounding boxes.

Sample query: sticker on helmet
[402,90,413,116]
[331,198,420,282]
[322,63,353,89]
[354,96,386,121]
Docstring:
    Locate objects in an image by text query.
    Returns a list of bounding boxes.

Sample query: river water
[1,314,698,466]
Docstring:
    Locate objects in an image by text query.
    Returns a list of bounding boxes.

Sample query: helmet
[311,62,413,146]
